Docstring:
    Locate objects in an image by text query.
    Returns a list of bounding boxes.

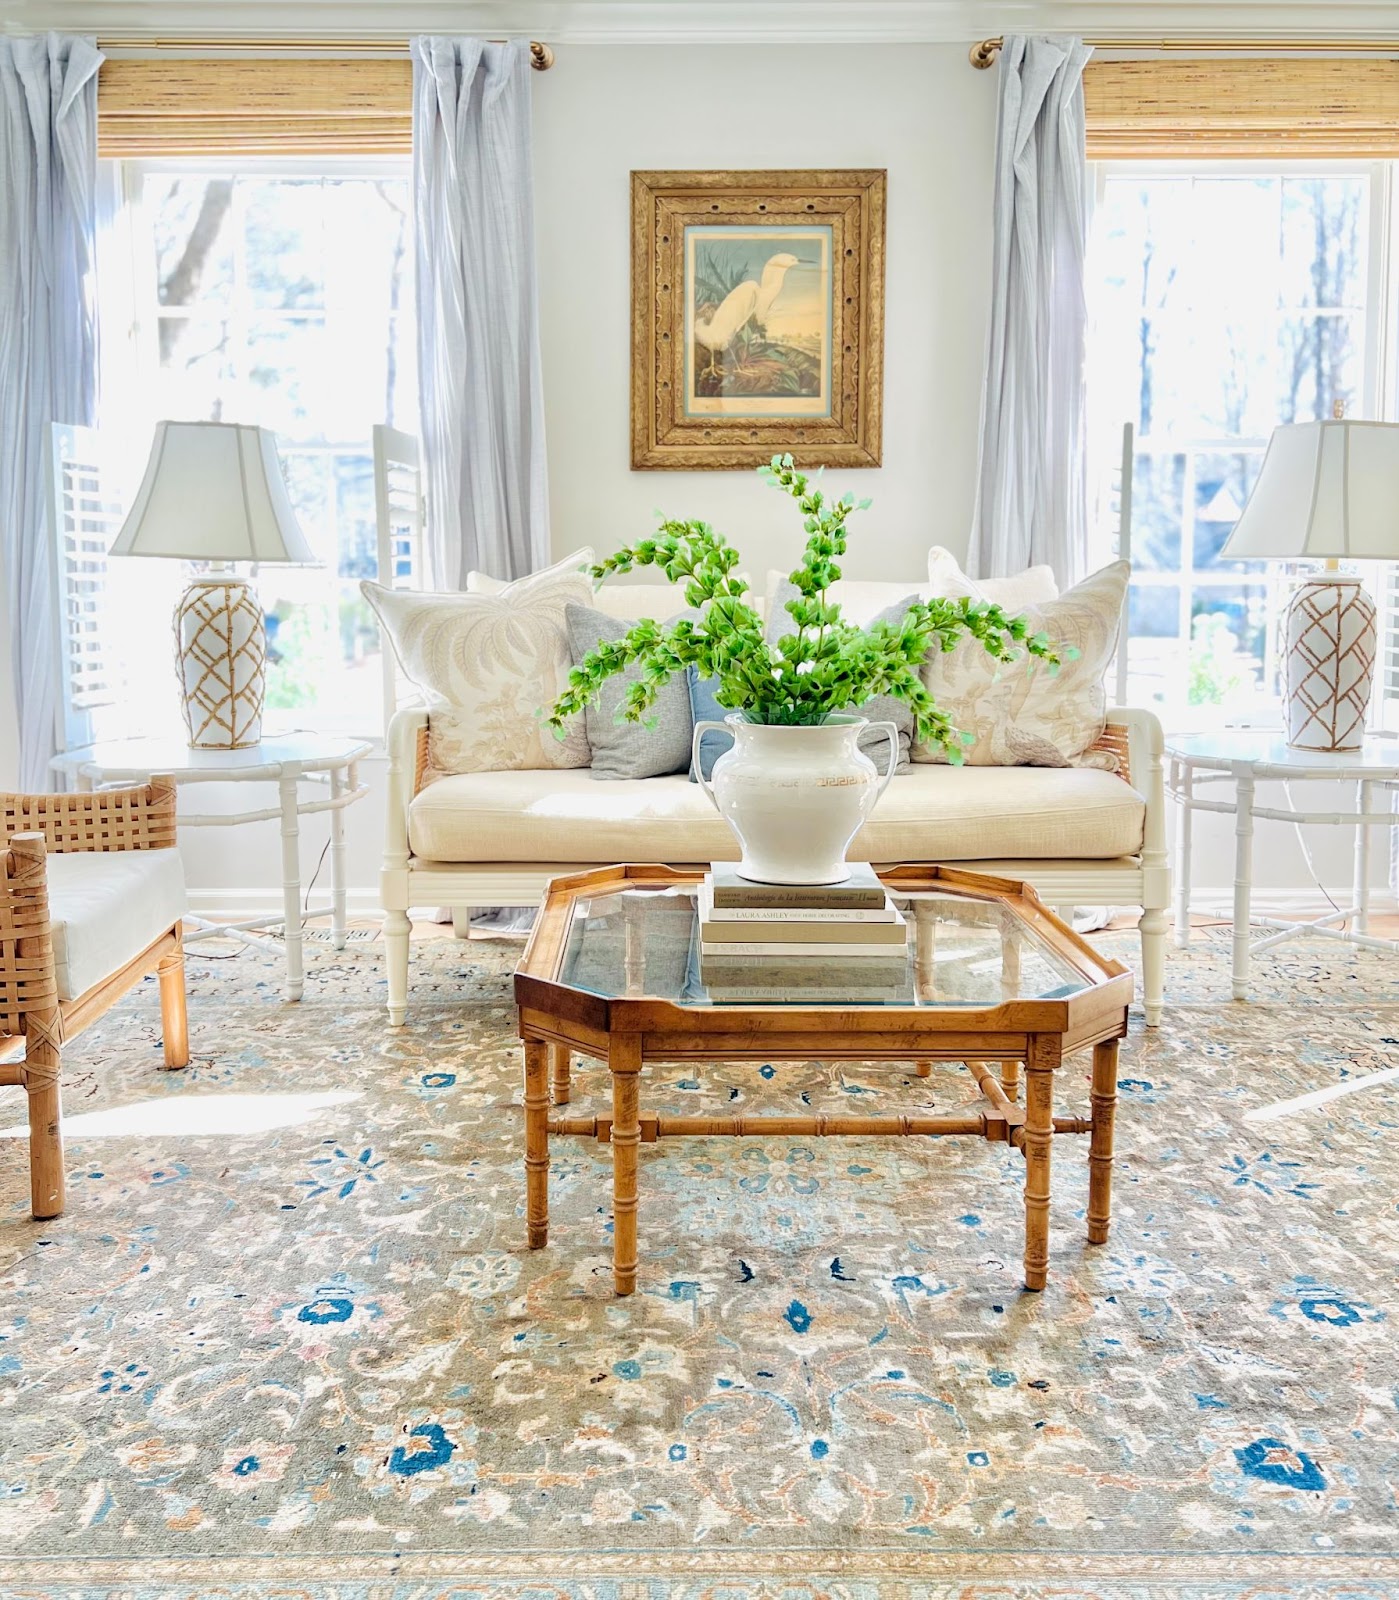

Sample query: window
[98,157,415,738]
[1087,161,1396,722]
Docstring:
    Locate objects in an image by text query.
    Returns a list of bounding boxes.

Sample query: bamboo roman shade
[96,58,412,156]
[1085,58,1399,159]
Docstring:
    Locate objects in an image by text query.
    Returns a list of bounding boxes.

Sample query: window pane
[1192,452,1262,569]
[1189,585,1271,707]
[1130,453,1185,573]
[154,177,234,307]
[242,180,326,309]
[155,315,236,418]
[1279,177,1367,309]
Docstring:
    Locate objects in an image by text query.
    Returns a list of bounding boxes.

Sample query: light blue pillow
[686,667,736,783]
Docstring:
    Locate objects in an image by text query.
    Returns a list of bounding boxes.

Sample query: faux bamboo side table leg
[1087,1038,1119,1245]
[609,1033,643,1296]
[523,1040,550,1248]
[1022,1035,1059,1291]
[549,1042,571,1106]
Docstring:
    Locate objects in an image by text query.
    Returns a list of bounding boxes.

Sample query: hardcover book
[708,861,887,911]
[697,885,905,944]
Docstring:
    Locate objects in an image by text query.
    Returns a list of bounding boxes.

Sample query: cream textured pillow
[927,546,1060,608]
[763,569,934,627]
[363,552,594,777]
[912,561,1129,768]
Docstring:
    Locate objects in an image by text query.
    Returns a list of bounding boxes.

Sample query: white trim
[10,1,1399,46]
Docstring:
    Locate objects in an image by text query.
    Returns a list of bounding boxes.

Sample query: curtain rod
[97,37,556,69]
[971,35,1399,67]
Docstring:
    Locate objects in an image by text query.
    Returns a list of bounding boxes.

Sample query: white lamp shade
[110,421,318,564]
[1222,419,1399,561]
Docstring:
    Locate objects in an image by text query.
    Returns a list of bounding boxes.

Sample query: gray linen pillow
[565,602,693,781]
[766,581,916,774]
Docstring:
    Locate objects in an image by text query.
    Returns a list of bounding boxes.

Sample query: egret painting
[684,228,832,418]
[631,168,885,469]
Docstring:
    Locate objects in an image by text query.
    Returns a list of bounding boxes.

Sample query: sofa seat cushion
[44,849,187,1003]
[408,765,1145,865]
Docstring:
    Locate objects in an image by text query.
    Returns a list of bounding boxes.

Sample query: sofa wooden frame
[0,778,189,1219]
[379,707,1170,1030]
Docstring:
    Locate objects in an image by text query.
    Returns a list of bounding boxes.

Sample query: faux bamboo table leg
[1000,1059,1021,1101]
[609,1033,643,1295]
[523,1040,550,1248]
[1023,1035,1059,1291]
[1087,1038,1119,1245]
[550,1042,572,1106]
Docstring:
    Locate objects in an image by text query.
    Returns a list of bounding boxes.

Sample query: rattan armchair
[1,778,188,1219]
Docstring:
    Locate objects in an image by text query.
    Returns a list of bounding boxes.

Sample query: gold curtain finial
[970,36,1003,69]
[529,41,554,71]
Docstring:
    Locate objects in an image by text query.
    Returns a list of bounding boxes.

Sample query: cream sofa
[379,696,1169,1028]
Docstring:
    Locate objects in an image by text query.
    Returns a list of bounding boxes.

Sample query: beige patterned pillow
[362,553,594,776]
[926,546,1060,608]
[912,561,1128,768]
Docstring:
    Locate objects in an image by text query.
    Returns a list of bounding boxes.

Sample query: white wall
[533,43,995,578]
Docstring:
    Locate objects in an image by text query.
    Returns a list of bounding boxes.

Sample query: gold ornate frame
[630,169,886,470]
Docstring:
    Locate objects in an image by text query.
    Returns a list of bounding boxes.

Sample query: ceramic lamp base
[174,576,266,749]
[1283,574,1376,753]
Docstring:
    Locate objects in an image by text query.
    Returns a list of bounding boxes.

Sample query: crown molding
[8,1,1399,47]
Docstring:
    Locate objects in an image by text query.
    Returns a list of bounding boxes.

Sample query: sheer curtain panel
[0,33,103,788]
[412,36,549,589]
[968,35,1092,584]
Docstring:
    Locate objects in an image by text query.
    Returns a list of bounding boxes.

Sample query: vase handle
[868,721,900,800]
[691,720,731,812]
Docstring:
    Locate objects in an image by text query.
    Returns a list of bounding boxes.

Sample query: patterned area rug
[1,926,1397,1598]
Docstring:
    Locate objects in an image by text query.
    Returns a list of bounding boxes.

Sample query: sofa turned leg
[1140,907,1167,1027]
[385,910,411,1026]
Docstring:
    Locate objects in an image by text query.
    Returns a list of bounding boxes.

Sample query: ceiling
[8,0,1399,43]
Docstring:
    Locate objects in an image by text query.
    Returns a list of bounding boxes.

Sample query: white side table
[53,732,372,1001]
[1166,730,1399,1000]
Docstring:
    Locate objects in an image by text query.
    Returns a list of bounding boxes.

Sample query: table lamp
[1221,411,1399,752]
[110,421,318,750]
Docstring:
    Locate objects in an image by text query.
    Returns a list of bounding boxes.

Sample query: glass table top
[557,885,1095,1008]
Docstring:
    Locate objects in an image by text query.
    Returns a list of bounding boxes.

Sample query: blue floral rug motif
[0,926,1396,1598]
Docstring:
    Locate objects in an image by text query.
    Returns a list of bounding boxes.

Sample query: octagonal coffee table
[514,863,1133,1296]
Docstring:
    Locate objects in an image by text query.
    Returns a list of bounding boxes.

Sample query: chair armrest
[0,833,58,1040]
[384,706,430,869]
[1105,707,1169,897]
[1,777,177,854]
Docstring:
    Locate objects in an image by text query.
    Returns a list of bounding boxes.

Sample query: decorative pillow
[912,561,1129,768]
[362,553,594,777]
[763,569,933,627]
[927,546,1060,608]
[565,603,692,781]
[765,581,919,774]
[687,667,732,783]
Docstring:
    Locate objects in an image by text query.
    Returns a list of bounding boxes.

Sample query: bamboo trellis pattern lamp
[111,421,318,750]
[1222,413,1399,752]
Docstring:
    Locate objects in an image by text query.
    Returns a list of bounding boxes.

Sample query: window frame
[96,152,416,744]
[1087,155,1398,726]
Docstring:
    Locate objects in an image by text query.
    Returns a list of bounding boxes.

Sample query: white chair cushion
[407,765,1145,866]
[43,849,187,1003]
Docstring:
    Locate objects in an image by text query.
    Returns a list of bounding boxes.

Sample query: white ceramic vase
[691,713,898,885]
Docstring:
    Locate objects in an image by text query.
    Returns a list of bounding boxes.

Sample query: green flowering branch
[548,455,1061,763]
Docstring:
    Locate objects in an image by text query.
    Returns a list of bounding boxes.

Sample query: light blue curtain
[412,36,548,589]
[0,33,103,789]
[967,35,1092,585]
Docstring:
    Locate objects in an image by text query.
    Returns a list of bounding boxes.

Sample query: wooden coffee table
[514,864,1133,1295]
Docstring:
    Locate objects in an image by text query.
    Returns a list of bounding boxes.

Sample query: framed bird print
[631,169,886,469]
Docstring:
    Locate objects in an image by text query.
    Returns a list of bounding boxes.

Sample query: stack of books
[696,863,911,1001]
